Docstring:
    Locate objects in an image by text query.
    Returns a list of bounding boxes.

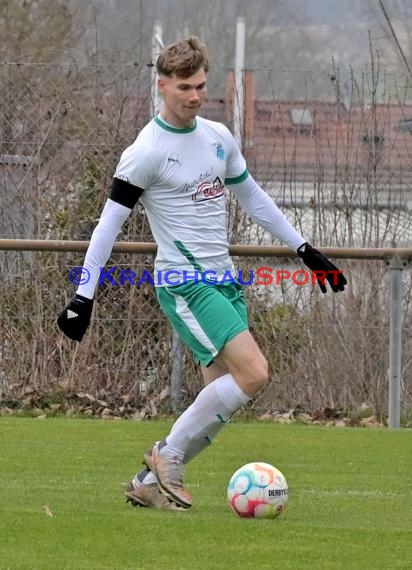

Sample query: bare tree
[0,0,88,60]
[364,0,412,76]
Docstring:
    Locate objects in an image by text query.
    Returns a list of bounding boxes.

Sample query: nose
[188,88,200,102]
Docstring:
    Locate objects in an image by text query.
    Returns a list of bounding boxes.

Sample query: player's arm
[57,178,144,341]
[228,172,346,293]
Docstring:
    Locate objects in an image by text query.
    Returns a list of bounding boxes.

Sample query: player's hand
[57,294,94,341]
[297,242,347,293]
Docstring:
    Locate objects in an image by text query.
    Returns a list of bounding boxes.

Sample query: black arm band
[110,177,144,209]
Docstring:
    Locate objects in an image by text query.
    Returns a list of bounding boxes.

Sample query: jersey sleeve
[219,125,248,184]
[229,173,306,251]
[114,143,156,190]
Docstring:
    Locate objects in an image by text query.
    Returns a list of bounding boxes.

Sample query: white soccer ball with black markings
[227,462,288,519]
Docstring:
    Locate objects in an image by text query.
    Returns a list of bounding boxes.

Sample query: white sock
[161,373,250,460]
[133,469,157,486]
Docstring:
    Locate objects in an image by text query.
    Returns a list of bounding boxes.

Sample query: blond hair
[156,36,209,78]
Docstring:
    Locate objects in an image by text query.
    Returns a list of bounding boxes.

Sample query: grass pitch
[0,417,411,570]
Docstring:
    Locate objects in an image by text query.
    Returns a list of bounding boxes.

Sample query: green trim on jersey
[156,281,248,366]
[225,169,249,185]
[174,240,203,271]
[154,115,197,134]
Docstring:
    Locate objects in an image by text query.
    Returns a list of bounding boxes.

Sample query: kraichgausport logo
[192,176,224,203]
[68,266,343,288]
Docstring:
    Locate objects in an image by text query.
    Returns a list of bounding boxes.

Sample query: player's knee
[243,356,269,395]
[253,357,269,391]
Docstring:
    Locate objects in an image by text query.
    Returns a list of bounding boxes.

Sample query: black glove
[57,294,94,341]
[297,242,347,293]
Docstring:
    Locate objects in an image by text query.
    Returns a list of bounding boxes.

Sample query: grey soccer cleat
[125,480,187,511]
[143,441,192,509]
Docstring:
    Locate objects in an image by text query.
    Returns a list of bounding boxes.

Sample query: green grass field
[0,417,411,570]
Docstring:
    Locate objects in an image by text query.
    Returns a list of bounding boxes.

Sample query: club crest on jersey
[212,142,225,160]
[192,176,224,202]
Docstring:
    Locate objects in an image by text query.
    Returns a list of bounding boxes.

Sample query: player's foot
[125,480,186,510]
[143,441,192,508]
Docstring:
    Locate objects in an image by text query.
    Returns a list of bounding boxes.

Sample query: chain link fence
[1,60,412,418]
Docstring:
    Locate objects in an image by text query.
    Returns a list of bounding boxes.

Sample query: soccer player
[57,36,346,510]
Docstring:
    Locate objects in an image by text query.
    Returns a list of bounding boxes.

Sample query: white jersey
[114,115,247,279]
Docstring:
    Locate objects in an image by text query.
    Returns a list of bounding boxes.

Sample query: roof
[201,97,412,186]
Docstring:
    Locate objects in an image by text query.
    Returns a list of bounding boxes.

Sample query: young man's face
[158,67,207,128]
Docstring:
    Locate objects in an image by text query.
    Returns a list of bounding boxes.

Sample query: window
[290,108,314,126]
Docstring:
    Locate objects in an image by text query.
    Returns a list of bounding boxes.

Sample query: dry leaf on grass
[43,505,53,517]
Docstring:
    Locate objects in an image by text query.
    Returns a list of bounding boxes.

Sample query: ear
[157,77,166,95]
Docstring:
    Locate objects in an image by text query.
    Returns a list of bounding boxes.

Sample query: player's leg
[163,331,268,466]
[126,363,227,502]
[128,334,268,508]
[141,282,268,507]
[216,329,269,396]
[201,360,228,384]
[171,361,230,464]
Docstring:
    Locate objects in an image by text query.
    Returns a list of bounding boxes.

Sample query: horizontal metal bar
[1,238,412,260]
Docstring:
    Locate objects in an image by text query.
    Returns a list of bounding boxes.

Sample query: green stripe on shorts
[156,281,248,366]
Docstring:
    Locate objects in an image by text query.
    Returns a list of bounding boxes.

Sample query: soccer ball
[227,462,288,519]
